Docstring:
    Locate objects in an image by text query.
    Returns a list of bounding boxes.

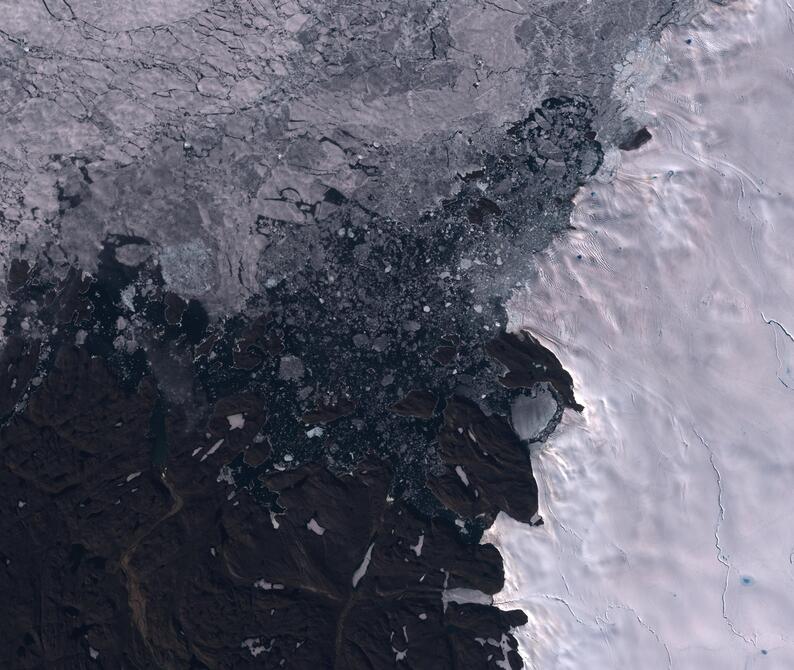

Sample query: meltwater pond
[488,1,794,667]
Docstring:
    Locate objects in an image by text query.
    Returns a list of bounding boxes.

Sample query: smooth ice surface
[511,384,559,443]
[487,1,794,667]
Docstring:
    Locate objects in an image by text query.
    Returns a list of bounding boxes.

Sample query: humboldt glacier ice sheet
[489,1,794,667]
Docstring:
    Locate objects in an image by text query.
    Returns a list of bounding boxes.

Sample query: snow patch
[454,465,469,487]
[226,413,245,430]
[254,579,285,591]
[241,638,269,657]
[200,439,224,462]
[307,518,326,535]
[409,533,424,557]
[352,542,375,588]
[216,465,235,485]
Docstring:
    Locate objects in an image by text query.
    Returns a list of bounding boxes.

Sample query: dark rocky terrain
[1,254,580,669]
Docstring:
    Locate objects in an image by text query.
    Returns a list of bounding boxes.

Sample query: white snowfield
[487,0,794,667]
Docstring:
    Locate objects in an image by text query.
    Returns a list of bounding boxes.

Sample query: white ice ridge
[486,0,794,667]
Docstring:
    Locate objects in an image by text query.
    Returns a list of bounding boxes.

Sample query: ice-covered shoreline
[490,0,794,666]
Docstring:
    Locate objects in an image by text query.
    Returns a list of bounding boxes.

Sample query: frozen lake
[489,0,794,667]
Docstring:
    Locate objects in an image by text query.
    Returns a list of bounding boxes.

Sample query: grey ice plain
[1,0,693,311]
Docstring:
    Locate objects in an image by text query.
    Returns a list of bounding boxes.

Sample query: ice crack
[761,312,793,390]
[692,427,755,646]
[762,312,794,342]
[602,604,672,670]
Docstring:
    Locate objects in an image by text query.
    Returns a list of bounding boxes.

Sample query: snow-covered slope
[488,1,794,667]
